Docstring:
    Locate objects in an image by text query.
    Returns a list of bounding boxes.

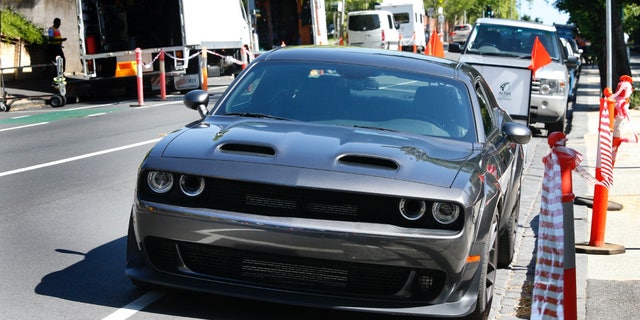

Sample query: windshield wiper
[346,124,399,132]
[223,112,291,120]
[475,51,522,58]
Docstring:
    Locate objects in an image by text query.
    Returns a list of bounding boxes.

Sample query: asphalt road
[0,72,546,320]
[0,87,422,320]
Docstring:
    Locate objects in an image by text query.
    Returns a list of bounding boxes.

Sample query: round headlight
[399,199,427,221]
[540,83,551,95]
[179,175,205,197]
[432,202,460,225]
[147,171,174,193]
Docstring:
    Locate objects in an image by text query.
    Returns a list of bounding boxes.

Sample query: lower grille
[145,237,445,301]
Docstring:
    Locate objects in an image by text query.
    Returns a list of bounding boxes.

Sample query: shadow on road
[34,237,141,307]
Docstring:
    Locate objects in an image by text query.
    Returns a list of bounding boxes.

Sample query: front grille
[145,237,445,301]
[139,173,464,231]
[531,79,541,94]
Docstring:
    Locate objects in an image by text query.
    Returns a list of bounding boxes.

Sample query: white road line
[101,291,165,320]
[0,138,161,178]
[0,122,49,132]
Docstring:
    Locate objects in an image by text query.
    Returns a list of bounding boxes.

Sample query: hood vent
[219,143,276,157]
[338,155,399,170]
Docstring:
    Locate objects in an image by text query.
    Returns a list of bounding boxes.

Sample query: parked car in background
[449,18,578,133]
[347,10,399,50]
[560,37,580,102]
[451,24,473,44]
[126,46,532,320]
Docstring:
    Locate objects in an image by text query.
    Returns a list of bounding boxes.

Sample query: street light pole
[606,0,612,89]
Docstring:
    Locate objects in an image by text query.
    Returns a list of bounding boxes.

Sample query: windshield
[466,24,560,60]
[216,61,476,142]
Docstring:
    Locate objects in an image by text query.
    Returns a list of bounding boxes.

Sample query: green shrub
[630,86,640,110]
[1,9,46,44]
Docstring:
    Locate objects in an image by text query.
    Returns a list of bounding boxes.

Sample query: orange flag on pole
[424,29,444,58]
[528,36,552,78]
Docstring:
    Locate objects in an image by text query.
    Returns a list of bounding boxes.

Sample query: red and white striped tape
[597,102,614,189]
[531,152,565,319]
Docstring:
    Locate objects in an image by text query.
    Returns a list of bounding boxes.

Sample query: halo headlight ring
[432,202,461,225]
[399,199,427,221]
[147,171,174,194]
[179,175,205,197]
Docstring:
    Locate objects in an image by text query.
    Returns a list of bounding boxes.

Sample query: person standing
[47,18,67,72]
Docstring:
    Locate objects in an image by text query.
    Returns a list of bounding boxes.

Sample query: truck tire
[49,95,66,108]
[545,112,566,133]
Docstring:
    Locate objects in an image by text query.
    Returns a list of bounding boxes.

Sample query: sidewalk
[489,54,640,320]
[569,58,640,319]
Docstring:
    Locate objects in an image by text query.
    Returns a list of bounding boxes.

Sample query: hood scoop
[338,154,399,170]
[219,143,276,157]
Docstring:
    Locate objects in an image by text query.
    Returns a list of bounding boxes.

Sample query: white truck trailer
[375,0,426,52]
[76,0,253,93]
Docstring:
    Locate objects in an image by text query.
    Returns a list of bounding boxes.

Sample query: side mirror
[565,55,578,70]
[183,89,210,119]
[502,121,532,145]
[448,42,462,53]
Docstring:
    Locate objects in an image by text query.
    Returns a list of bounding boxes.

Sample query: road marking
[101,291,165,320]
[0,138,161,177]
[0,122,49,132]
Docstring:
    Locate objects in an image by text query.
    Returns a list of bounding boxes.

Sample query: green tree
[555,0,633,91]
[0,8,46,44]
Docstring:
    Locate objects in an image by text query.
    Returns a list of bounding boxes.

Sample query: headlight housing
[432,202,461,225]
[398,198,462,229]
[538,78,566,96]
[147,171,174,193]
[179,175,205,197]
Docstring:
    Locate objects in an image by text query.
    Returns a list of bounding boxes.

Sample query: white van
[375,0,426,51]
[347,10,399,50]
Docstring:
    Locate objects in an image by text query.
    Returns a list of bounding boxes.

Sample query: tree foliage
[0,8,46,44]
[555,0,633,90]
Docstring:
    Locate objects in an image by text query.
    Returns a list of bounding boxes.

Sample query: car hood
[160,118,475,188]
[460,54,567,80]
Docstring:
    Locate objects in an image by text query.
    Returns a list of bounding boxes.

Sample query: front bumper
[529,93,567,124]
[126,201,486,318]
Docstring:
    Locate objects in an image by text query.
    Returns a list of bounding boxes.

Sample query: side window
[387,15,394,29]
[475,82,495,136]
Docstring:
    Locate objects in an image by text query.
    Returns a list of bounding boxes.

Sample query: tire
[464,213,498,320]
[49,95,65,108]
[545,111,566,133]
[0,101,9,112]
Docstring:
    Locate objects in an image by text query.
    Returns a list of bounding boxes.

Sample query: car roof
[348,10,391,16]
[474,18,557,32]
[254,46,479,82]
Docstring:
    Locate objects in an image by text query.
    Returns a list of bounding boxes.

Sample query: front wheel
[464,213,498,320]
[545,112,566,133]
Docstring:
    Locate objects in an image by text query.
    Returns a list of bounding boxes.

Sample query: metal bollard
[548,132,578,320]
[201,47,208,91]
[132,48,144,107]
[159,51,166,101]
